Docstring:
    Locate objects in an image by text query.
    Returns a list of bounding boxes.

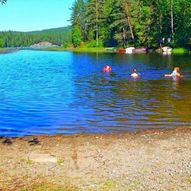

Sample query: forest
[0,27,72,48]
[70,0,191,48]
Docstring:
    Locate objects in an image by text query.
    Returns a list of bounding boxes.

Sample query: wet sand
[0,127,191,191]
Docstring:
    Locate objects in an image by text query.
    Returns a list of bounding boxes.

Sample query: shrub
[172,47,188,54]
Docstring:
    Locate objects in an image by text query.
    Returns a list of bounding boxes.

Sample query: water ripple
[0,50,191,136]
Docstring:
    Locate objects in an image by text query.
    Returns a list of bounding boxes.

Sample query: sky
[0,0,75,32]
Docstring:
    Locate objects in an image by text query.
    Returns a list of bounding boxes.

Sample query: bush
[85,40,103,48]
[62,42,68,48]
[72,26,82,47]
[172,47,188,54]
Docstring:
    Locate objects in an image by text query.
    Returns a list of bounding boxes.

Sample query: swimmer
[131,68,139,78]
[165,67,182,78]
[102,65,112,73]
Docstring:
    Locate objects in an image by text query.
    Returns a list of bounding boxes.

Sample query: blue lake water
[0,50,191,137]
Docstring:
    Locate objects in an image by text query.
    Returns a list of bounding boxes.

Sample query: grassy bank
[43,46,191,55]
[0,48,8,53]
[0,48,18,54]
[172,47,189,54]
[44,46,108,53]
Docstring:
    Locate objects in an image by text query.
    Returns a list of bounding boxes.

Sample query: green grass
[172,47,189,54]
[25,159,34,165]
[189,176,191,184]
[43,46,108,53]
[57,158,64,166]
[0,48,7,52]
[0,48,18,53]
[19,183,79,191]
[72,47,107,53]
[99,179,119,191]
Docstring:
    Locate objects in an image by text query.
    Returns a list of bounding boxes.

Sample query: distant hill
[27,26,72,34]
[0,26,72,48]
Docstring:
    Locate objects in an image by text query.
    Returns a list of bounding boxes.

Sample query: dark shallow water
[0,50,191,137]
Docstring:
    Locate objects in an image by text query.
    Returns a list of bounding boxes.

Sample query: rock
[2,138,12,145]
[125,47,135,54]
[30,41,57,47]
[28,138,40,145]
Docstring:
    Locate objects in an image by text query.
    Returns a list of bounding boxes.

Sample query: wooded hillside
[0,26,72,47]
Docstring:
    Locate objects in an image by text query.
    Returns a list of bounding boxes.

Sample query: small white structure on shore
[125,47,135,54]
[162,46,172,55]
[30,41,57,48]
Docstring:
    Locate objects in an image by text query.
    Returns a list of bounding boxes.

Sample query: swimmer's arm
[165,73,183,77]
[164,74,172,77]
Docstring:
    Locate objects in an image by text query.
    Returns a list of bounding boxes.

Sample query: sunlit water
[0,50,191,137]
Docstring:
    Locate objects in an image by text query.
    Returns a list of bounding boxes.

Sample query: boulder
[30,41,56,47]
[125,47,135,54]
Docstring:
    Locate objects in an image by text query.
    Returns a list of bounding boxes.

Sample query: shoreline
[0,47,190,55]
[0,126,190,139]
[0,127,191,190]
[0,48,19,54]
[41,46,108,53]
[0,126,191,139]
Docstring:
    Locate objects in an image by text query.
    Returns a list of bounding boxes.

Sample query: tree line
[0,27,72,48]
[70,0,191,48]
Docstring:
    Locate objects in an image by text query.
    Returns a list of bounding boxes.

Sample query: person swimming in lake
[165,67,182,78]
[131,68,139,78]
[102,65,112,73]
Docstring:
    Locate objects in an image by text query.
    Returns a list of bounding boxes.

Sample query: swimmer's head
[132,68,137,73]
[105,65,111,69]
[174,67,180,72]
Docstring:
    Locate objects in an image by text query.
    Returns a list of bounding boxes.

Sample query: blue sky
[0,0,74,31]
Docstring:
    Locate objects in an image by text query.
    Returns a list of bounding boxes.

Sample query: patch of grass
[126,180,144,191]
[42,47,107,53]
[57,158,64,166]
[188,176,191,184]
[19,182,79,191]
[0,48,9,53]
[20,158,34,165]
[172,47,188,54]
[26,159,34,165]
[72,47,107,53]
[0,48,18,53]
[99,179,119,191]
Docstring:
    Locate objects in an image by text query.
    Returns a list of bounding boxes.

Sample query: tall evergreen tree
[70,0,86,44]
[85,0,107,47]
[109,0,136,48]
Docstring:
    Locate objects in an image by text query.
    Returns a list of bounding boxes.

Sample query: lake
[0,50,191,137]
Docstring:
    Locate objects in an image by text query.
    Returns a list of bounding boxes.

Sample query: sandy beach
[0,127,191,191]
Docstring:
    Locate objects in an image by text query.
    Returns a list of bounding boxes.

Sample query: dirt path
[0,127,191,191]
